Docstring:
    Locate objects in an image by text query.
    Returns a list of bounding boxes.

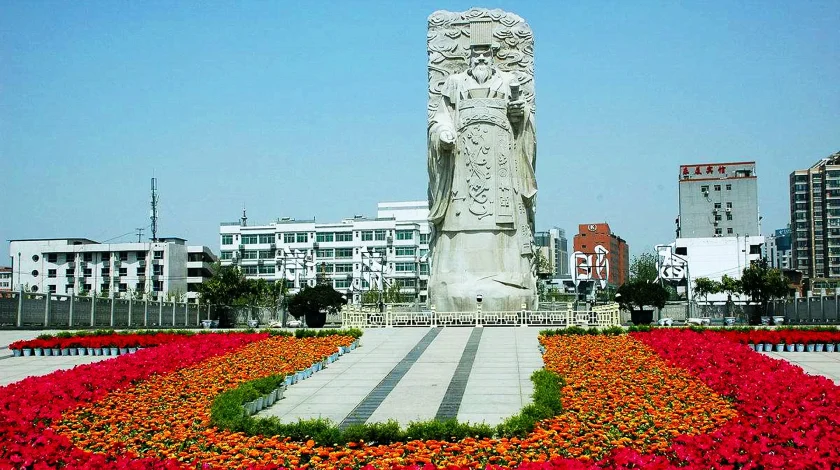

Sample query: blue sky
[2,1,838,264]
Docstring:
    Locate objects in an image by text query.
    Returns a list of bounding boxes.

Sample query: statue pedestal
[429,276,536,312]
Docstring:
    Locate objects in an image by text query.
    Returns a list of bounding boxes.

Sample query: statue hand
[508,99,525,119]
[439,129,456,150]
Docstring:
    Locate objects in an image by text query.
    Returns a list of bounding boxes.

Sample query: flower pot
[77,347,87,356]
[201,320,212,329]
[763,343,772,352]
[94,348,103,356]
[806,344,815,352]
[760,316,771,326]
[34,348,43,356]
[52,348,61,356]
[128,347,137,353]
[755,343,764,352]
[255,396,265,411]
[247,319,259,329]
[44,348,52,357]
[724,317,736,326]
[827,344,836,353]
[796,344,805,352]
[276,387,285,400]
[61,348,71,356]
[785,344,795,352]
[23,349,32,357]
[772,316,785,325]
[775,344,784,352]
[12,349,21,357]
[119,348,128,355]
[266,390,277,406]
[110,347,118,355]
[87,348,95,355]
[815,344,825,352]
[69,348,78,356]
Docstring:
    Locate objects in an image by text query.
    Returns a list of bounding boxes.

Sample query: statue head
[468,19,497,84]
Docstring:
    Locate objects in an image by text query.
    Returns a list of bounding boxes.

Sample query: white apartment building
[219,201,431,304]
[8,238,216,301]
[0,267,11,292]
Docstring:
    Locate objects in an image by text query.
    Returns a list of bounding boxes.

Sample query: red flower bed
[9,332,191,351]
[0,332,264,469]
[716,328,840,346]
[624,329,840,468]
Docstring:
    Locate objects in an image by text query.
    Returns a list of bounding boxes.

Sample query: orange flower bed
[533,335,737,460]
[53,333,736,469]
[55,335,353,468]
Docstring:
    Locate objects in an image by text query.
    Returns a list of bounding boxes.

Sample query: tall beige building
[790,150,840,294]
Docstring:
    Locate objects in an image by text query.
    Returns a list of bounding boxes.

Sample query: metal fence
[769,296,840,324]
[0,292,215,329]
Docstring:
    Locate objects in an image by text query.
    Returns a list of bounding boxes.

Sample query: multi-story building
[8,238,215,301]
[571,223,629,289]
[187,246,218,303]
[0,267,11,292]
[790,151,840,295]
[678,162,759,238]
[766,227,792,271]
[219,201,430,304]
[533,228,569,278]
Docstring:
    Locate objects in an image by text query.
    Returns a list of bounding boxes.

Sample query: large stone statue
[427,9,537,312]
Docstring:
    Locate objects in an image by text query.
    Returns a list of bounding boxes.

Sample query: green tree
[629,252,658,283]
[287,284,347,328]
[693,277,721,316]
[615,280,669,323]
[740,259,790,324]
[196,263,252,327]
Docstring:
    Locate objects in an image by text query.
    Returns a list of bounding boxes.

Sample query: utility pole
[150,178,159,242]
[136,228,144,243]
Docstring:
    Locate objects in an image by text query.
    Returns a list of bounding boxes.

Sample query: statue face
[469,46,493,68]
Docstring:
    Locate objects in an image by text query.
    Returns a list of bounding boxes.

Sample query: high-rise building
[533,227,569,278]
[678,162,759,238]
[790,151,840,294]
[219,201,430,304]
[572,223,629,288]
[7,238,215,301]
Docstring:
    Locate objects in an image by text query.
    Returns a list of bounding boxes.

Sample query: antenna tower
[150,178,159,242]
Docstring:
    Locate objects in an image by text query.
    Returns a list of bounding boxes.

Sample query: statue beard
[470,64,493,85]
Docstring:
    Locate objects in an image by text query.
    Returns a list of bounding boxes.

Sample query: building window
[714,184,721,191]
[152,265,164,276]
[119,267,128,276]
[220,251,233,260]
[153,251,164,260]
[65,269,74,277]
[296,233,308,243]
[48,285,57,293]
[47,253,58,263]
[48,269,57,278]
[727,228,734,234]
[241,265,258,275]
[84,253,93,262]
[221,235,233,245]
[714,203,722,209]
[420,263,429,275]
[395,262,415,272]
[726,184,732,190]
[335,232,353,242]
[316,249,334,258]
[258,265,275,274]
[153,281,163,292]
[715,228,723,235]
[725,202,732,209]
[283,233,295,243]
[316,232,334,243]
[256,234,272,244]
[396,278,416,287]
[396,230,414,240]
[361,231,373,241]
[715,214,722,221]
[726,213,733,221]
[701,185,709,193]
[334,279,351,289]
[335,248,353,259]
[83,269,92,277]
[119,283,128,293]
[242,251,258,260]
[395,247,416,257]
[334,264,353,273]
[258,250,273,259]
[419,233,430,244]
[241,235,258,244]
[374,230,387,241]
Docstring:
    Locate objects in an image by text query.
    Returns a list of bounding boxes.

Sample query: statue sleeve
[427,77,457,226]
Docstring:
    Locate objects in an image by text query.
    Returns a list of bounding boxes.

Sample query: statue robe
[427,68,538,312]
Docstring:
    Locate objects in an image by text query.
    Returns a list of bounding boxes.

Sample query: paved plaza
[1,328,839,425]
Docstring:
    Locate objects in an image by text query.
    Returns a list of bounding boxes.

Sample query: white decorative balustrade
[340,303,621,329]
